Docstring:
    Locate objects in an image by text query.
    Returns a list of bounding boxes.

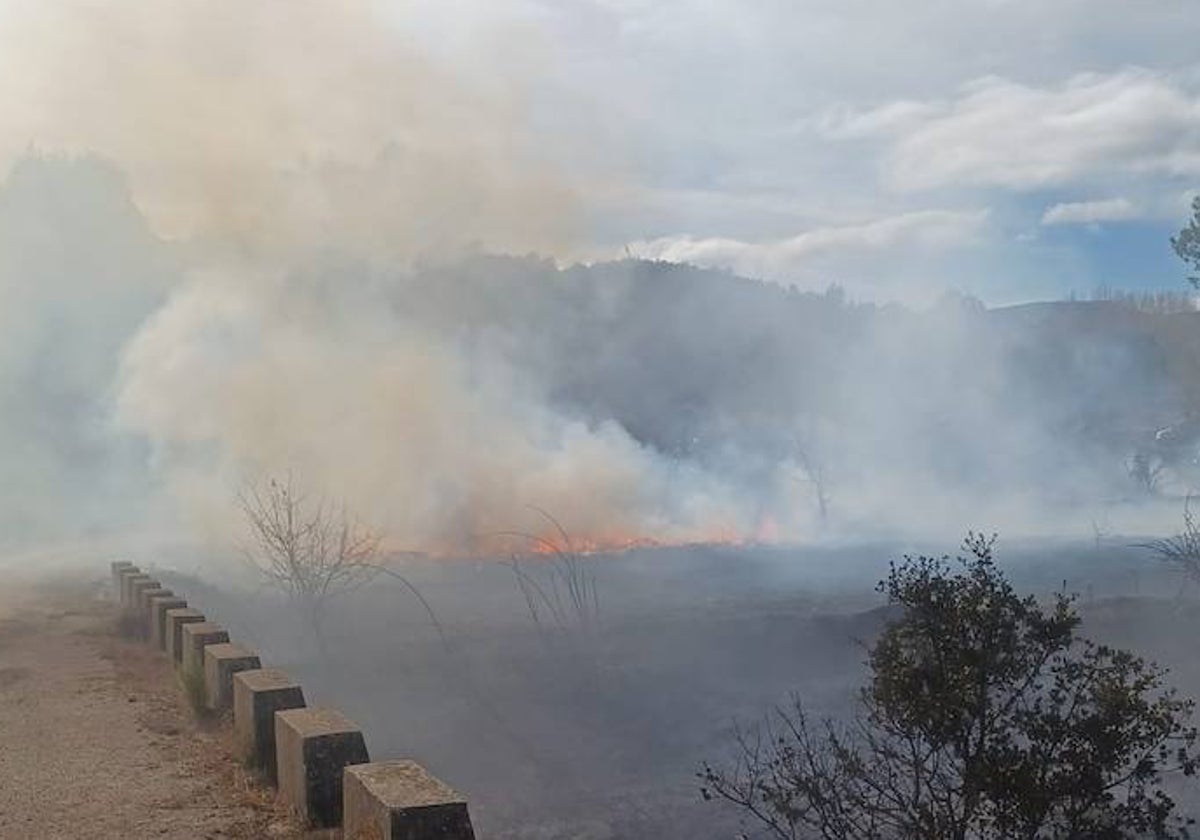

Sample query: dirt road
[0,569,320,839]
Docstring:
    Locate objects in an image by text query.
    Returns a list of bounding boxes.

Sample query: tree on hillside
[1173,195,1200,289]
[701,535,1200,839]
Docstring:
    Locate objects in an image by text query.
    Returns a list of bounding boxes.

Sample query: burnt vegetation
[502,508,601,639]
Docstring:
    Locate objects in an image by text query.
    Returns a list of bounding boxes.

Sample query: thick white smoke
[0,0,581,258]
[0,1,1188,563]
[113,270,763,553]
[0,1,743,555]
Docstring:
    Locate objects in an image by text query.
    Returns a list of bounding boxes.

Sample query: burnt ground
[6,541,1200,839]
[149,538,1200,839]
[0,570,331,840]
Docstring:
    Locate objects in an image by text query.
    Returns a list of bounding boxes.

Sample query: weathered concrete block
[233,668,306,783]
[181,622,229,676]
[110,561,134,597]
[147,595,186,649]
[128,578,160,617]
[165,608,206,664]
[140,590,174,641]
[137,585,169,620]
[344,761,476,840]
[276,707,369,828]
[119,571,148,607]
[116,566,141,604]
[203,643,261,711]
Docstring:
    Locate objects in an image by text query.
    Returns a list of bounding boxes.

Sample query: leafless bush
[238,474,382,652]
[1128,451,1165,495]
[1139,495,1200,590]
[239,473,447,656]
[795,448,831,526]
[502,508,600,636]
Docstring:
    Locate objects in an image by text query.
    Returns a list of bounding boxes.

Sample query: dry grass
[0,617,35,652]
[0,665,31,689]
[96,600,326,838]
[1,574,329,838]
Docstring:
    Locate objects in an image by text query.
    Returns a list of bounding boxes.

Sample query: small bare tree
[238,474,381,654]
[795,448,831,527]
[1128,450,1165,496]
[789,426,832,527]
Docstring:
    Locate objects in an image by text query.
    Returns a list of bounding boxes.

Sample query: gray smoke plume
[0,2,1190,563]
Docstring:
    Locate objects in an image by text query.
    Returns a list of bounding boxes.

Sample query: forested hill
[392,255,1200,501]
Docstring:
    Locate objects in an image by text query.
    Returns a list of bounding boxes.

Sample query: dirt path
[0,570,324,839]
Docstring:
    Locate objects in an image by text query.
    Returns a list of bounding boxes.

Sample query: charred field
[149,537,1200,839]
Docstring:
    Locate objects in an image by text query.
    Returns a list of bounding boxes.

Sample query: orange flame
[380,518,782,560]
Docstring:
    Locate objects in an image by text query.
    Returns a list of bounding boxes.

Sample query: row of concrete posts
[110,560,477,839]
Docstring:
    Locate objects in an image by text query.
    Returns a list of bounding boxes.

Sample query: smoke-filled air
[8,2,1200,838]
[3,0,1196,556]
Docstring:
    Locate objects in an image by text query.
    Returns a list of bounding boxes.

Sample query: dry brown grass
[94,598,330,838]
[0,572,338,838]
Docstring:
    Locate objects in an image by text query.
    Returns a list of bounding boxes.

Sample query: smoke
[113,269,755,553]
[0,2,1191,560]
[0,0,711,554]
[0,155,171,546]
[0,146,1189,557]
[0,0,579,259]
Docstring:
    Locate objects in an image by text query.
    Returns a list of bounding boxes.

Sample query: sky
[401,0,1200,303]
[2,0,1200,304]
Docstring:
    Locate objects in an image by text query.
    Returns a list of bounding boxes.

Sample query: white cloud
[1041,198,1139,226]
[628,208,989,283]
[6,1,1198,303]
[824,69,1200,192]
[818,100,944,140]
